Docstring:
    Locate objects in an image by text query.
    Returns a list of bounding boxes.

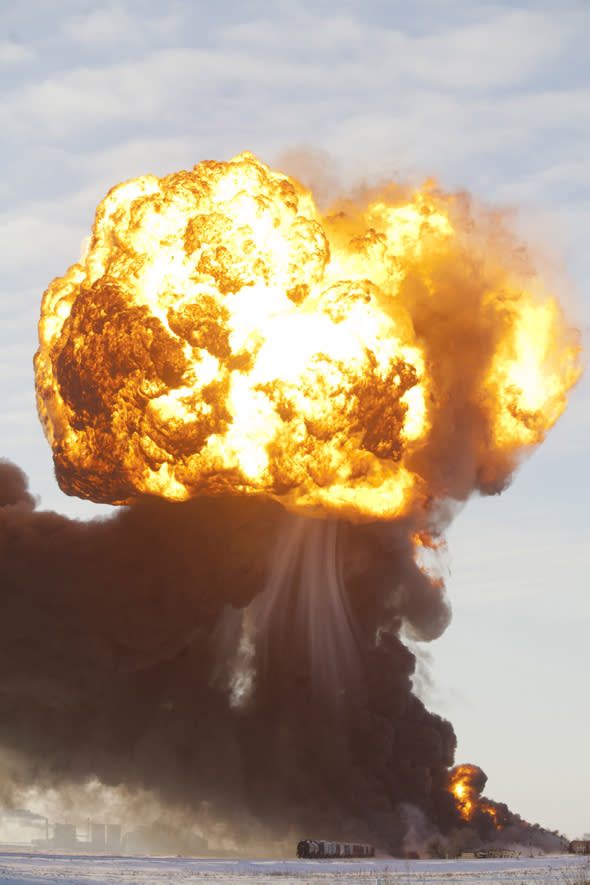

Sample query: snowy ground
[0,852,589,885]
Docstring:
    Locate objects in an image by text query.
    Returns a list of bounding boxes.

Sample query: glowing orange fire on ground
[448,764,510,830]
[35,152,580,519]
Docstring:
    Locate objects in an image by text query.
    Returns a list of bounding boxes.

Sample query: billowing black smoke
[0,458,460,849]
[0,459,564,855]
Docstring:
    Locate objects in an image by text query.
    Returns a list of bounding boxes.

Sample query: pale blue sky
[1,0,588,840]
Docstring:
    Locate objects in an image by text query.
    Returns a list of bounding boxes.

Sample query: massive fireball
[35,152,580,520]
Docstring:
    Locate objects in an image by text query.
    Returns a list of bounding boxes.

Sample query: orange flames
[448,764,508,830]
[35,152,581,519]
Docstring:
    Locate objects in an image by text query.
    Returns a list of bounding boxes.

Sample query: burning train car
[296,839,375,858]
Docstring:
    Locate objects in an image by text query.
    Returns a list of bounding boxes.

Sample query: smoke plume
[0,458,455,851]
[0,458,567,854]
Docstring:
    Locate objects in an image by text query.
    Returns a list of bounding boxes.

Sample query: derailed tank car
[296,839,374,858]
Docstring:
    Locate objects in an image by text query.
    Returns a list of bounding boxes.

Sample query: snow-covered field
[0,852,588,884]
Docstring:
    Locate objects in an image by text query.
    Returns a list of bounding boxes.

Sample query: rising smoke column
[1,462,567,853]
[0,154,581,853]
[0,459,460,851]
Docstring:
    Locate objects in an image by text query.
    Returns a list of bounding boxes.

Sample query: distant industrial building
[30,819,123,853]
[106,824,122,853]
[2,812,206,857]
[90,822,106,851]
[86,821,122,853]
[53,823,78,851]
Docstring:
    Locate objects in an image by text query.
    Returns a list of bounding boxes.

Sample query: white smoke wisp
[222,512,362,706]
[297,517,361,697]
[227,610,257,710]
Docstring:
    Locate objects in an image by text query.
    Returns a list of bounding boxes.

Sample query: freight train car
[296,839,374,858]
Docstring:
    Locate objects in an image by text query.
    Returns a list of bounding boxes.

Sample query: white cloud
[220,5,574,91]
[69,135,206,180]
[63,5,145,47]
[402,8,571,90]
[0,1,587,179]
[61,2,183,48]
[0,40,36,64]
[0,49,273,139]
[0,344,36,381]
